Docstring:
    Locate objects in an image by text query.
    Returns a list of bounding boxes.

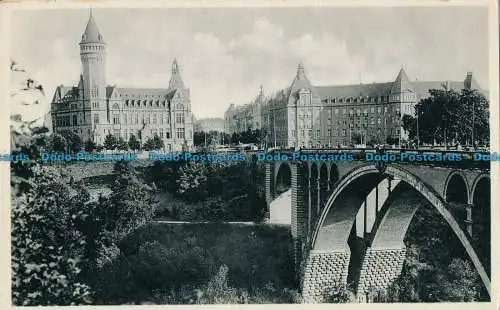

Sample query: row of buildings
[50,11,194,151]
[224,64,481,149]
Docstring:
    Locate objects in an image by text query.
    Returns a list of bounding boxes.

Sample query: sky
[10,6,490,119]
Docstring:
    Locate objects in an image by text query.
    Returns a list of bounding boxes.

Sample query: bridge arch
[329,163,339,187]
[444,171,470,204]
[275,162,292,195]
[319,163,329,208]
[471,174,491,275]
[310,164,490,296]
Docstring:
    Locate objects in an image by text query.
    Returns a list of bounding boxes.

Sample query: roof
[314,79,482,101]
[52,85,79,102]
[315,82,393,99]
[81,12,104,43]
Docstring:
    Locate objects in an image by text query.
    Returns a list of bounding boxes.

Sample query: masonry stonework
[357,247,406,295]
[291,162,309,270]
[302,251,351,303]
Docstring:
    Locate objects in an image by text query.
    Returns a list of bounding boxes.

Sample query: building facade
[195,117,225,133]
[224,86,266,134]
[225,63,481,148]
[50,12,194,151]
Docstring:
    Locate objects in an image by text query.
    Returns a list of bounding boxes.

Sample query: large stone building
[224,86,266,134]
[194,117,225,133]
[50,12,194,151]
[225,63,481,148]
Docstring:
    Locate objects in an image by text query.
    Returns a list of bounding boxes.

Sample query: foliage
[391,205,487,302]
[229,128,266,145]
[142,134,164,151]
[176,162,209,201]
[92,223,296,304]
[103,174,159,243]
[324,283,354,303]
[193,130,231,147]
[128,134,141,150]
[84,139,97,152]
[401,88,489,145]
[116,137,129,151]
[59,129,83,152]
[104,134,119,150]
[11,165,93,305]
[46,133,67,152]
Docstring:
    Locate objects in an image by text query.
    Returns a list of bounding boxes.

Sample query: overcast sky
[10,6,489,119]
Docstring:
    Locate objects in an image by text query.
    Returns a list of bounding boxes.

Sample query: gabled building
[263,63,482,148]
[50,11,194,151]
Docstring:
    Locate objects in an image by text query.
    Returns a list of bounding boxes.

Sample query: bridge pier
[290,162,309,278]
[302,250,351,303]
[357,247,406,296]
[264,163,274,205]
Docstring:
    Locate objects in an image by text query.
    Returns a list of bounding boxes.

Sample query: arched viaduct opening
[303,165,490,302]
[472,176,490,276]
[275,162,291,195]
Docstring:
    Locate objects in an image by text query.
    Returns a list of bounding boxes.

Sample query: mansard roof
[313,79,481,102]
[114,87,181,101]
[315,82,393,99]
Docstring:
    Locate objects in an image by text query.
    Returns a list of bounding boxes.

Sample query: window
[176,113,185,124]
[113,116,120,124]
[377,107,381,113]
[342,129,346,136]
[308,130,312,137]
[159,116,163,124]
[152,114,157,124]
[334,109,339,115]
[166,130,171,139]
[73,115,77,125]
[94,114,99,124]
[371,107,375,113]
[328,129,332,136]
[176,128,185,139]
[316,130,320,139]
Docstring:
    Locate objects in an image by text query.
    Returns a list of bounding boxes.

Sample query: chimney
[464,72,473,89]
[446,81,450,90]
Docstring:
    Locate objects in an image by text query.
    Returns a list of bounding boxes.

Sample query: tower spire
[297,62,305,79]
[81,9,104,43]
[169,58,185,90]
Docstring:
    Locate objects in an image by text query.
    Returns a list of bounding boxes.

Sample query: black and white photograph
[5,0,497,306]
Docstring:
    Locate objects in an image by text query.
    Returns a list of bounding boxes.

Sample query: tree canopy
[402,88,489,146]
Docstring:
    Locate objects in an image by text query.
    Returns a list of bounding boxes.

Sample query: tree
[104,173,159,242]
[46,133,67,152]
[84,139,96,152]
[11,166,93,305]
[143,134,164,151]
[177,162,210,202]
[128,135,140,151]
[59,129,83,152]
[116,137,128,151]
[152,134,164,149]
[104,134,118,150]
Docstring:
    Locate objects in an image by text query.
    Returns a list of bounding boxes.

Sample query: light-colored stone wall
[302,251,351,303]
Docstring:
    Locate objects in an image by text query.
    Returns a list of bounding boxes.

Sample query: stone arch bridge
[263,149,490,302]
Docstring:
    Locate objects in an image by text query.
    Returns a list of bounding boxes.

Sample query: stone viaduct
[263,149,491,302]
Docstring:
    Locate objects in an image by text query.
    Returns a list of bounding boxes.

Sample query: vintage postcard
[1,0,498,308]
